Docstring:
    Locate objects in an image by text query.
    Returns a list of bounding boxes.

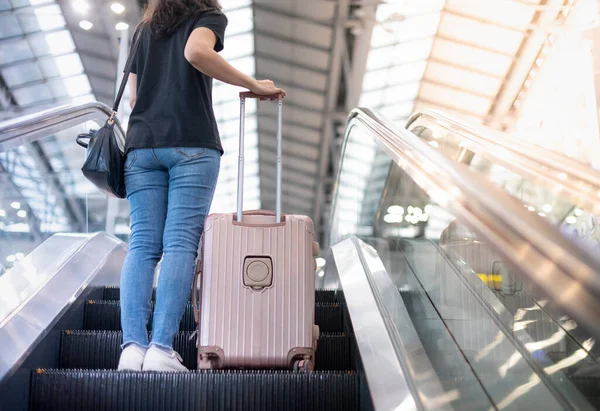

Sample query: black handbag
[76,27,143,199]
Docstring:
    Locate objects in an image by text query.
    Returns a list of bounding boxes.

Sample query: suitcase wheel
[198,355,215,370]
[293,359,313,372]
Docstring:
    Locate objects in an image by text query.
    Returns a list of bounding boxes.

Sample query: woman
[117,0,285,372]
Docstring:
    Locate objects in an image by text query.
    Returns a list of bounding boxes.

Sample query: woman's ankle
[122,342,149,352]
[149,343,173,355]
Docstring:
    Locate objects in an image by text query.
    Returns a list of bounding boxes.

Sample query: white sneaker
[117,344,147,371]
[142,345,188,372]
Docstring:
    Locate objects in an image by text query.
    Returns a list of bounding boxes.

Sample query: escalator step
[60,331,197,370]
[84,301,344,333]
[60,331,351,371]
[103,287,177,302]
[315,303,344,333]
[84,301,196,331]
[31,369,359,411]
[315,289,338,303]
[314,333,353,371]
[103,287,338,303]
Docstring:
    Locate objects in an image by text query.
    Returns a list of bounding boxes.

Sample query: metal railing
[333,108,600,343]
[0,102,125,152]
[407,110,600,216]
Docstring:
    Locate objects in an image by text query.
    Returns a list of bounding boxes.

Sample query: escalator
[403,110,600,409]
[327,108,600,410]
[2,102,600,410]
[29,287,359,410]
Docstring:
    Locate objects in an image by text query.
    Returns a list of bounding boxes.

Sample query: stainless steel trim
[0,235,87,327]
[0,102,126,153]
[276,99,283,222]
[331,108,600,341]
[0,232,127,384]
[237,97,246,222]
[407,110,600,215]
[354,238,462,410]
[330,237,422,411]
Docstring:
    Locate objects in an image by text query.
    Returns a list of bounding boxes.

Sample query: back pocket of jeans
[125,151,137,170]
[175,147,206,158]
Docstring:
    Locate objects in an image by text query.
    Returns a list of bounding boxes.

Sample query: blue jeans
[120,147,220,350]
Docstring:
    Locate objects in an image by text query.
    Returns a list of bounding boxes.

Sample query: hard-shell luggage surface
[193,92,320,371]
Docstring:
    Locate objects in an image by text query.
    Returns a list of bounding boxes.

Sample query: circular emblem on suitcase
[246,260,270,282]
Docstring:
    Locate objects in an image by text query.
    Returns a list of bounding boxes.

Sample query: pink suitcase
[192,92,320,371]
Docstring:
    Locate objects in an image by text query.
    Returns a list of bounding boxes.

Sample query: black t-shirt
[125,12,228,155]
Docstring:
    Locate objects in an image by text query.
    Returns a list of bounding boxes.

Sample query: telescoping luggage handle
[238,91,284,223]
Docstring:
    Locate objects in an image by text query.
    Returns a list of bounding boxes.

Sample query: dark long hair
[144,0,221,38]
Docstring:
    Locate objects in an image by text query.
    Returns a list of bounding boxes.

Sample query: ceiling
[360,0,571,126]
[0,0,579,266]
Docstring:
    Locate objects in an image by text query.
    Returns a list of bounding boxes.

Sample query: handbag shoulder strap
[111,23,144,117]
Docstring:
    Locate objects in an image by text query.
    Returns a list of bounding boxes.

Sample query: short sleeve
[130,52,137,75]
[127,25,144,74]
[193,12,228,52]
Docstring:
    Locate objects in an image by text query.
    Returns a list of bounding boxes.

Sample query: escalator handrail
[337,108,600,341]
[0,101,125,151]
[407,109,600,193]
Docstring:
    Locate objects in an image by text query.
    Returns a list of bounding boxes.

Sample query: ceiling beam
[253,2,335,27]
[253,51,330,75]
[486,0,565,128]
[254,29,332,53]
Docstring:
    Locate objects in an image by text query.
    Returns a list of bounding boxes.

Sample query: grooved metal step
[102,287,340,304]
[83,301,345,333]
[84,300,196,332]
[315,290,338,303]
[314,303,344,333]
[30,369,360,411]
[60,331,352,371]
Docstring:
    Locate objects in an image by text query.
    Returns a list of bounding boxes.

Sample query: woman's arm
[184,28,285,96]
[128,73,137,110]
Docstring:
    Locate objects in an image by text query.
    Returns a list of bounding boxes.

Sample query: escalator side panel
[395,268,495,410]
[398,240,591,410]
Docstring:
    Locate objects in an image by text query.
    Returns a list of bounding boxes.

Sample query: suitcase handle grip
[242,210,277,216]
[238,95,283,223]
[239,91,284,100]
